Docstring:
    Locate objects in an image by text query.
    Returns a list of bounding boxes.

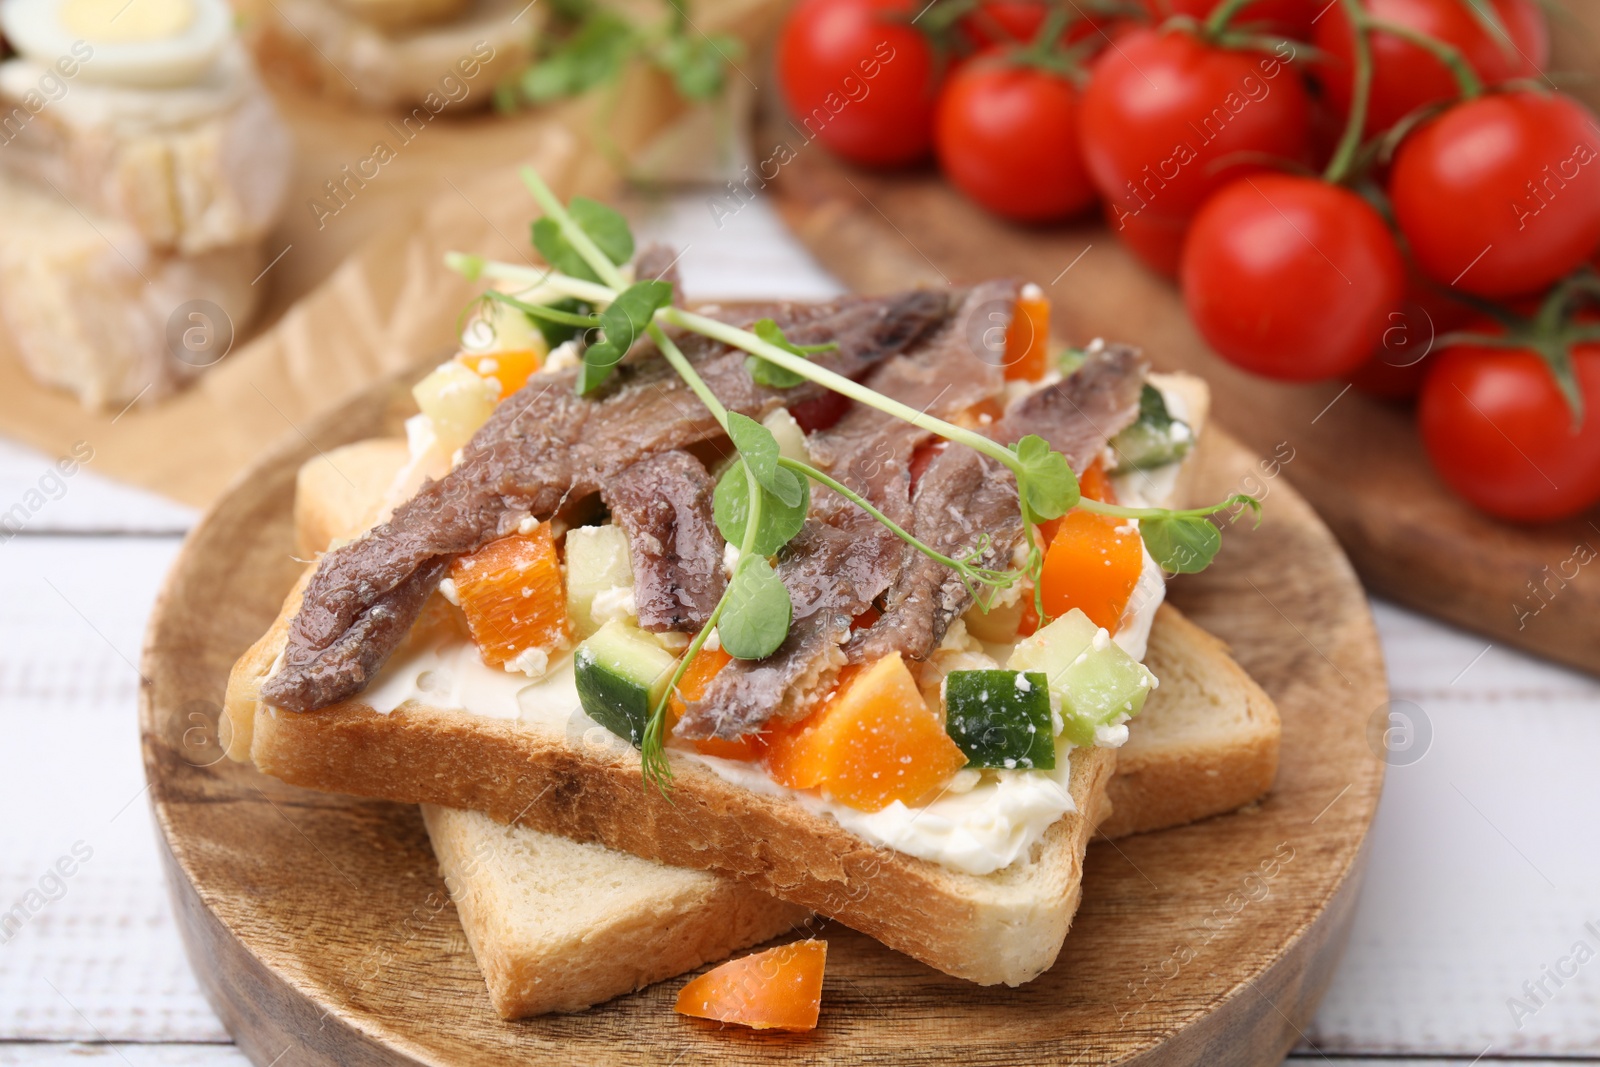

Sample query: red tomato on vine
[777,0,942,167]
[1419,326,1600,522]
[1078,26,1312,223]
[1389,90,1600,299]
[1181,174,1405,380]
[1315,0,1548,138]
[935,56,1097,222]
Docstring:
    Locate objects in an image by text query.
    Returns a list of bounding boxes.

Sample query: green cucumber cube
[944,670,1054,770]
[573,619,677,747]
[1008,608,1156,747]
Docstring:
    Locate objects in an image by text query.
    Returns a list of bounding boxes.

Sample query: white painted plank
[0,539,225,1043]
[0,1044,246,1066]
[1305,599,1600,1057]
[0,438,195,536]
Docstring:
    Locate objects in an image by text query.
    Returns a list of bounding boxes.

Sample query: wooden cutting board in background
[757,9,1600,678]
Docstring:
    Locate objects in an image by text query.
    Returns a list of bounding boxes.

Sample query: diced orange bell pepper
[449,524,568,668]
[1037,457,1115,546]
[764,654,968,811]
[669,645,766,761]
[1038,509,1144,633]
[675,940,827,1032]
[456,349,541,401]
[1004,285,1050,382]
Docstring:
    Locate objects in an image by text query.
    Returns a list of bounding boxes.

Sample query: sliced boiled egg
[1,0,231,87]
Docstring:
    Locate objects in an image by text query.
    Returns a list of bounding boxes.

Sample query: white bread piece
[239,0,538,110]
[293,438,414,558]
[421,803,810,1017]
[0,170,262,409]
[1100,605,1279,838]
[0,46,292,255]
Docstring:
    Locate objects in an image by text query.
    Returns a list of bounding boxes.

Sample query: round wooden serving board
[753,97,1600,679]
[141,372,1387,1066]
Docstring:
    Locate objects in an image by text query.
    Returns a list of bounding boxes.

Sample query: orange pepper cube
[676,940,827,1032]
[765,653,968,811]
[1039,509,1144,633]
[1003,285,1050,382]
[669,645,766,761]
[449,525,568,668]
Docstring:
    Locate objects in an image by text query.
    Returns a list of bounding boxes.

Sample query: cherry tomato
[1419,330,1600,521]
[936,57,1097,222]
[1141,0,1314,39]
[1181,174,1405,380]
[1389,91,1600,299]
[1078,26,1311,222]
[1316,0,1548,138]
[1109,204,1188,277]
[777,0,941,167]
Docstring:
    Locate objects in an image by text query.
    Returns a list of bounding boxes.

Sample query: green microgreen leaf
[726,412,804,507]
[1013,434,1079,524]
[531,196,635,285]
[719,557,792,660]
[576,279,673,395]
[569,196,635,267]
[1142,515,1222,574]
[744,318,839,389]
[713,459,808,557]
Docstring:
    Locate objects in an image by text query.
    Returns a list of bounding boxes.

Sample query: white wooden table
[1,193,1596,1067]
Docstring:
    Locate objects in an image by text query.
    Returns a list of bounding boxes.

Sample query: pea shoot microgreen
[450,166,1258,791]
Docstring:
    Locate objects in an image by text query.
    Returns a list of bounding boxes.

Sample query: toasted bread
[420,803,811,1016]
[282,435,1278,1015]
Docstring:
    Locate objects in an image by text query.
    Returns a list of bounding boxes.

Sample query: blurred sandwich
[236,0,538,110]
[0,0,290,407]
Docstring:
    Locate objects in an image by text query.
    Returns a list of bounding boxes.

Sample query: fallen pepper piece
[675,940,827,1032]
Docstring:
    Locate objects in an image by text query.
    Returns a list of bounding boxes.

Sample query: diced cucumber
[574,619,678,747]
[1109,384,1193,472]
[1008,608,1156,747]
[565,525,634,638]
[944,670,1054,770]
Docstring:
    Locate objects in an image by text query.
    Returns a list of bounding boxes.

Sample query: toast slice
[421,803,811,1016]
[290,438,1279,1015]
